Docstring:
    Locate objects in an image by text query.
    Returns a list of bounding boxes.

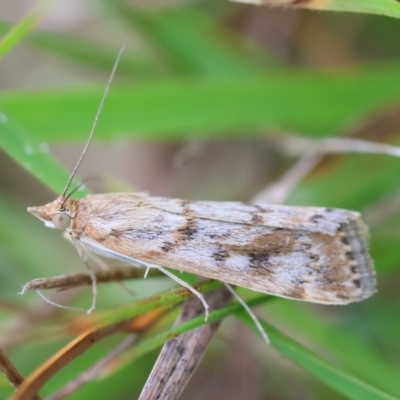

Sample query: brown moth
[28,193,376,303]
[27,46,376,323]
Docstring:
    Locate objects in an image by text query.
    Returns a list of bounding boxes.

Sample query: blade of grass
[106,3,261,76]
[96,294,396,400]
[0,0,54,59]
[89,280,223,327]
[238,313,399,400]
[103,295,272,374]
[0,20,161,76]
[232,0,400,19]
[266,300,400,397]
[2,64,400,141]
[0,109,85,195]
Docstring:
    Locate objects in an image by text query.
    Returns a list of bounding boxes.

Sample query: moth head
[27,197,75,230]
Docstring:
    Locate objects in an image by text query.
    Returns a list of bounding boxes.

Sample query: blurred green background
[1,1,400,399]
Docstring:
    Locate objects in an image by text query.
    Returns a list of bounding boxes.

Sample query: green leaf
[0,109,85,194]
[0,17,162,76]
[265,300,400,397]
[235,0,400,19]
[92,290,398,400]
[106,4,262,76]
[2,63,400,143]
[239,313,399,400]
[0,1,53,59]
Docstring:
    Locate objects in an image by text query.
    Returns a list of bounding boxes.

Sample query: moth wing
[77,194,375,305]
[81,192,365,236]
[144,196,365,236]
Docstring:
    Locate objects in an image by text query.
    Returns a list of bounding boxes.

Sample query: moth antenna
[61,181,88,208]
[61,43,126,198]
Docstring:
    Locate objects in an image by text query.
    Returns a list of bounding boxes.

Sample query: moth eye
[52,212,71,230]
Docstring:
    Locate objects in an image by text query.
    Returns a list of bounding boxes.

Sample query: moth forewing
[28,192,376,305]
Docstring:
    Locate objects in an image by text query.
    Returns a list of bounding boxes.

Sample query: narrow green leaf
[239,313,399,400]
[95,280,223,326]
[0,109,85,194]
[0,0,54,59]
[0,21,161,76]
[266,300,400,397]
[2,64,400,142]
[233,0,400,19]
[95,292,397,400]
[117,295,271,365]
[107,4,261,75]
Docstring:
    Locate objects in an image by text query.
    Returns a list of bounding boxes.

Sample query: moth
[28,193,376,304]
[26,47,376,321]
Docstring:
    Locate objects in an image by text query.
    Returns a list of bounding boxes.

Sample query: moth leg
[35,290,85,312]
[141,261,210,321]
[71,236,98,314]
[223,283,269,344]
[82,259,97,314]
[87,252,134,296]
[144,267,150,279]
